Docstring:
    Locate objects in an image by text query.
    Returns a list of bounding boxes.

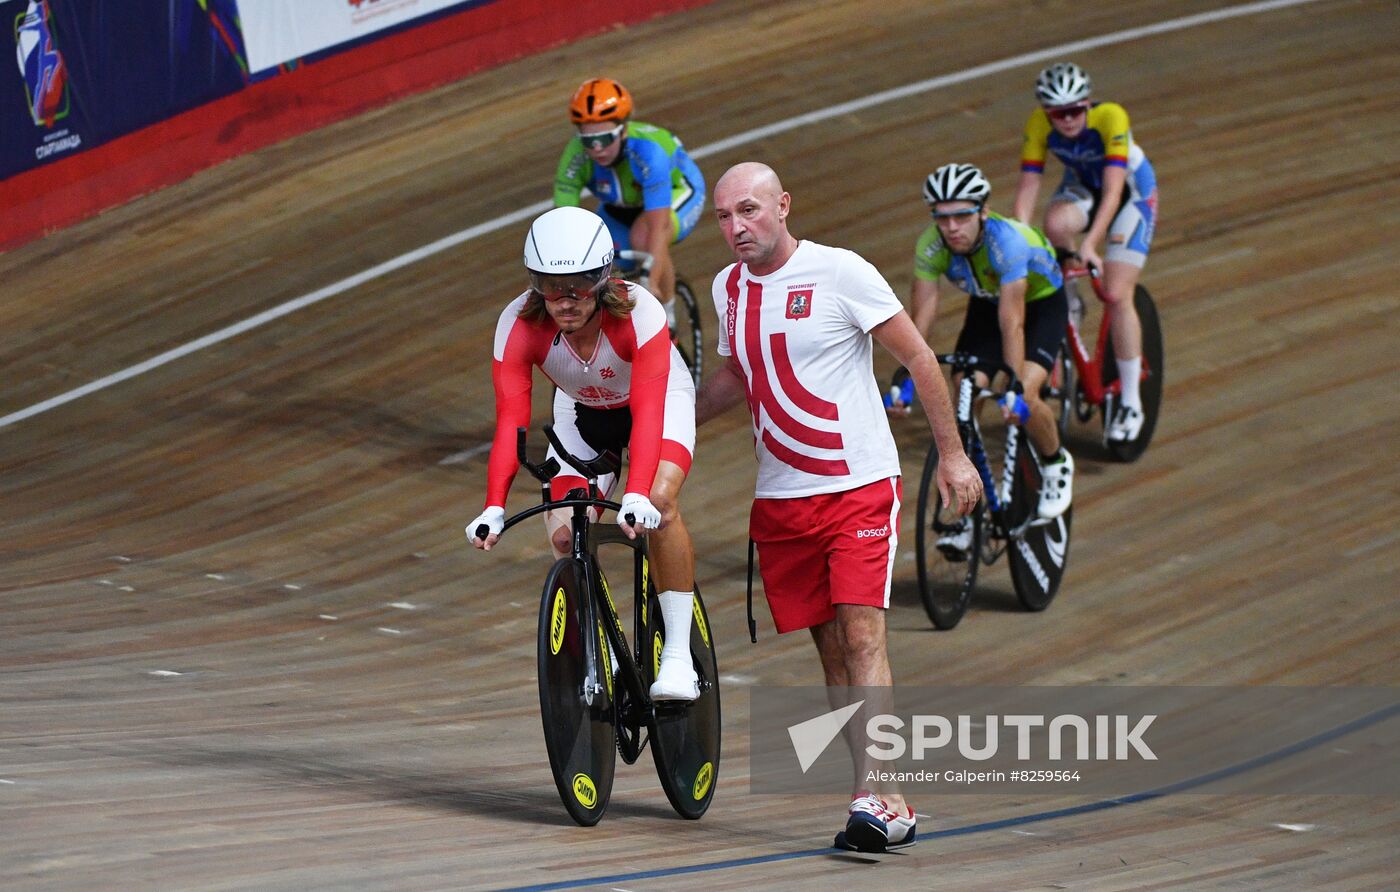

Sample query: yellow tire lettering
[600,570,616,613]
[572,773,597,808]
[599,622,613,698]
[549,587,567,655]
[692,600,710,648]
[693,761,714,800]
[600,570,627,650]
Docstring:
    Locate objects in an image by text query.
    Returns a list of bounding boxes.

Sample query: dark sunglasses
[1048,103,1090,122]
[577,124,625,150]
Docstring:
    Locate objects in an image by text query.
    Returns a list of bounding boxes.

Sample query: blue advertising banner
[0,0,249,181]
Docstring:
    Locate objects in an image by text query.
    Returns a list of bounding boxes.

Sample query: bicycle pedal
[652,699,693,718]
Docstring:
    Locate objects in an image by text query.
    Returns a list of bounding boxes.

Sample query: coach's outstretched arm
[871,312,982,515]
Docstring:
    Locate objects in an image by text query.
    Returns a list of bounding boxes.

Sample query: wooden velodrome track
[3,0,1398,888]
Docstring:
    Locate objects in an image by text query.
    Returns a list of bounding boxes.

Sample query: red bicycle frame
[1061,265,1144,407]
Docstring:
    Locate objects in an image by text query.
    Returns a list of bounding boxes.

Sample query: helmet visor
[930,204,981,220]
[529,266,611,302]
[578,124,625,150]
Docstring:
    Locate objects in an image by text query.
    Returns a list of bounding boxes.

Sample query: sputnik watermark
[751,686,1400,795]
[866,713,1157,761]
[789,706,1156,773]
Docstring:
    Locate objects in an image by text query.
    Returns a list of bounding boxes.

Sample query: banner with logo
[237,0,486,75]
[0,0,247,181]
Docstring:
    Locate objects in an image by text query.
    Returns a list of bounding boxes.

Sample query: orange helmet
[569,78,633,125]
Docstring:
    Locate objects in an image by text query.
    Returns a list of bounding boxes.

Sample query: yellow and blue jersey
[1020,101,1149,194]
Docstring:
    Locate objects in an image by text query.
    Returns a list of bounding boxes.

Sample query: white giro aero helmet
[1035,62,1092,106]
[923,163,992,206]
[523,206,615,276]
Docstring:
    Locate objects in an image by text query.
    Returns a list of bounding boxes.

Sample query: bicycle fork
[959,377,1002,514]
[569,508,608,708]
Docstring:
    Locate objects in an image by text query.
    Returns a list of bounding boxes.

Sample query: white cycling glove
[466,506,506,546]
[617,492,661,532]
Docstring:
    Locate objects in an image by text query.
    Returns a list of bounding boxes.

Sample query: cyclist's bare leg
[1019,362,1061,457]
[543,462,691,574]
[1102,259,1143,363]
[546,507,592,559]
[547,513,567,558]
[1043,199,1088,254]
[1045,197,1143,379]
[646,459,695,592]
[630,212,678,304]
[645,458,700,699]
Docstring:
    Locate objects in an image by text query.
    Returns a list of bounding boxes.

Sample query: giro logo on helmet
[524,207,616,277]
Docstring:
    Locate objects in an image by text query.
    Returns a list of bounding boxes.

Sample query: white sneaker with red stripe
[833,793,917,853]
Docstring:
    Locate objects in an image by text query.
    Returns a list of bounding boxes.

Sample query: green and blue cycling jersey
[553,121,706,251]
[914,211,1063,302]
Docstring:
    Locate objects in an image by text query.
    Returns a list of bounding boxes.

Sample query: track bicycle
[617,249,704,386]
[1059,256,1165,461]
[915,354,1073,630]
[476,426,720,825]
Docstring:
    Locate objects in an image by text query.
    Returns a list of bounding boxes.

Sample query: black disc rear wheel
[537,558,616,826]
[644,577,721,819]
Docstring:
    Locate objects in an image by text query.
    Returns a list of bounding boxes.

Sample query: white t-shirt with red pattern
[712,240,903,499]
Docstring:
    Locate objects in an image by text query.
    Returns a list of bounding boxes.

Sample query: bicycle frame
[494,426,660,720]
[1062,266,1118,408]
[943,354,1040,545]
[489,425,720,822]
[1062,264,1157,409]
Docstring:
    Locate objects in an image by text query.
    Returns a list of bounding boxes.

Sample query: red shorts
[749,477,902,633]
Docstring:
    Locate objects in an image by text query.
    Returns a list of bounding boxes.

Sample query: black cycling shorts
[954,286,1068,375]
[573,403,632,458]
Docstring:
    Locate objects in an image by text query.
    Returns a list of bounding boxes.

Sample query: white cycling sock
[1116,357,1142,409]
[658,590,694,663]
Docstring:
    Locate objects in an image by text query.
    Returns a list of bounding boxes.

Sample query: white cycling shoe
[1037,449,1074,520]
[649,656,699,702]
[936,519,973,560]
[1106,403,1145,442]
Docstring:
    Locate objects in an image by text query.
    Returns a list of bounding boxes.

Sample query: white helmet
[1035,62,1091,106]
[923,163,991,206]
[523,206,615,287]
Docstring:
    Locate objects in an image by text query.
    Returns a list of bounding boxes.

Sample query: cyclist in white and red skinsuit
[467,206,700,701]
